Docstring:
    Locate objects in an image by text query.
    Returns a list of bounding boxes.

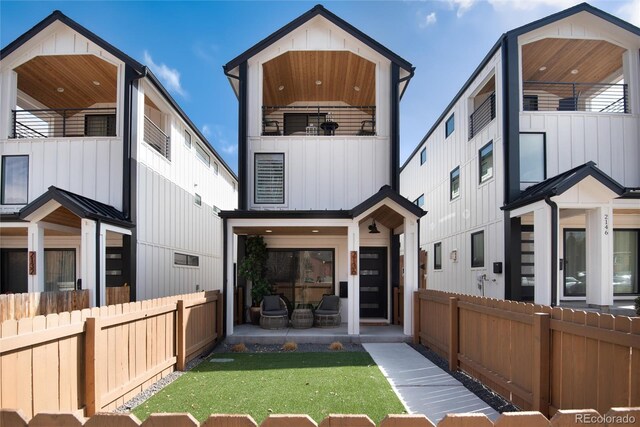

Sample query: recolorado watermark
[575,413,636,424]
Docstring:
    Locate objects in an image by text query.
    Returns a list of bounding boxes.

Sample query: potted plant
[238,235,271,324]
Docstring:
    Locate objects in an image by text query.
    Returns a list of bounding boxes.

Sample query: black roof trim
[351,185,426,218]
[0,10,144,72]
[501,162,626,211]
[19,186,134,228]
[400,2,640,172]
[223,4,413,73]
[620,188,640,199]
[0,213,25,223]
[222,185,425,220]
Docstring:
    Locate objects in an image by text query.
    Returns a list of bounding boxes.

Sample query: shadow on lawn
[195,352,376,372]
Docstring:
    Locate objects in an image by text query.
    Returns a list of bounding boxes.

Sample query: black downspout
[222,217,228,338]
[95,219,101,307]
[544,196,558,307]
[237,61,248,210]
[390,63,400,191]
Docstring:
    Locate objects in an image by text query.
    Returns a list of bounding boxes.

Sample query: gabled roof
[1,10,238,181]
[223,4,414,74]
[20,186,133,228]
[351,185,426,219]
[400,2,640,172]
[501,162,626,211]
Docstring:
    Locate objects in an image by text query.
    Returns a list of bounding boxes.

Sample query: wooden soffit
[522,38,625,84]
[233,226,347,236]
[359,205,405,230]
[42,206,81,229]
[15,54,117,109]
[263,51,375,106]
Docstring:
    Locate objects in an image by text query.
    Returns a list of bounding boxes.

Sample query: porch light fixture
[56,87,64,93]
[278,85,285,91]
[368,220,380,234]
[92,80,101,86]
[315,80,322,85]
[571,69,579,74]
[353,86,361,92]
[538,66,547,71]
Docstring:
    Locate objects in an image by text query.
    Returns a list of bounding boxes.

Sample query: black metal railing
[144,116,170,159]
[468,92,495,139]
[522,81,629,113]
[12,108,117,139]
[262,105,376,136]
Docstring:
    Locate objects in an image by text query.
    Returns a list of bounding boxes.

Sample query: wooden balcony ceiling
[233,226,347,236]
[42,206,81,229]
[263,51,375,106]
[15,55,117,110]
[359,205,404,230]
[523,39,624,84]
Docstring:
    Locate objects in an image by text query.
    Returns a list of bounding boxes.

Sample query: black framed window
[613,229,639,295]
[414,194,424,207]
[450,166,460,200]
[564,229,586,296]
[471,231,485,268]
[85,114,116,137]
[420,147,427,165]
[523,95,539,111]
[255,153,285,204]
[519,133,546,187]
[174,253,199,266]
[44,249,76,292]
[184,130,192,148]
[195,142,210,166]
[445,114,455,138]
[479,141,493,183]
[1,155,28,205]
[213,162,219,175]
[265,249,335,307]
[434,242,442,270]
[195,193,202,206]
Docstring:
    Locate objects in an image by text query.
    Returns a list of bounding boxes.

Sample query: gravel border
[408,343,520,413]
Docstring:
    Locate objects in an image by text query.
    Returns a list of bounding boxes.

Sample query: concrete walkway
[363,343,499,423]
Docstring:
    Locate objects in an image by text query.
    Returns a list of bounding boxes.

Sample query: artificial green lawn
[133,352,406,423]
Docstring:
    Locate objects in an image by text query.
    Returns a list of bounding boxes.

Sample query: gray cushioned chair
[260,295,289,329]
[314,295,341,327]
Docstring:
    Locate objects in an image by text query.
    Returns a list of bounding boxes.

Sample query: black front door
[106,247,130,287]
[1,249,28,294]
[359,247,387,318]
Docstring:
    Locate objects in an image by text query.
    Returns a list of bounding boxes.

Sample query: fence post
[216,291,223,341]
[448,296,459,372]
[84,317,100,416]
[532,312,550,416]
[413,291,420,345]
[177,300,186,371]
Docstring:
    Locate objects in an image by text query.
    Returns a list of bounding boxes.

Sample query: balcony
[262,105,376,136]
[144,115,170,159]
[522,81,629,113]
[12,108,117,139]
[468,92,495,139]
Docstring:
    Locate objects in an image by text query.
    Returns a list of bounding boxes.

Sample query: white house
[0,11,238,306]
[221,5,425,337]
[400,3,640,309]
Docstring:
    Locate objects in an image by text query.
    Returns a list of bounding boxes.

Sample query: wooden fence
[0,290,89,322]
[414,289,640,417]
[2,408,639,426]
[106,286,130,305]
[0,290,223,419]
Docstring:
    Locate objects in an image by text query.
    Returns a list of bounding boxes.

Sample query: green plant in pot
[239,235,272,324]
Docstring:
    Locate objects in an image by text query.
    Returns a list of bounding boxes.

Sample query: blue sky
[2,0,638,172]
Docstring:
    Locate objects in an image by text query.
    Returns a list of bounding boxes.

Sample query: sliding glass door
[614,230,639,295]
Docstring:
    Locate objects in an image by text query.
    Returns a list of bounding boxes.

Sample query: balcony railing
[144,116,170,159]
[12,108,117,139]
[262,105,376,136]
[522,81,629,113]
[468,92,495,139]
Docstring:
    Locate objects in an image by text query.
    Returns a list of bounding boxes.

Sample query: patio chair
[262,119,281,136]
[357,119,375,136]
[314,294,341,328]
[259,295,289,329]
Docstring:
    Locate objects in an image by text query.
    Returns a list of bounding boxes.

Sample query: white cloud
[618,0,640,26]
[201,123,237,156]
[488,0,581,11]
[418,11,437,28]
[202,124,212,137]
[143,51,186,97]
[449,0,477,17]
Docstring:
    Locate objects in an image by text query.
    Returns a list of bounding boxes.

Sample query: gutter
[399,66,416,100]
[544,196,558,307]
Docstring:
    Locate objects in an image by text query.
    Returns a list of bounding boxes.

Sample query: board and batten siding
[248,136,389,210]
[400,50,505,298]
[135,81,237,300]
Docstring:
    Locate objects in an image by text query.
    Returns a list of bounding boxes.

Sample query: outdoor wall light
[368,220,380,234]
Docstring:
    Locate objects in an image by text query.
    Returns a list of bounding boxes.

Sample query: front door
[359,247,387,318]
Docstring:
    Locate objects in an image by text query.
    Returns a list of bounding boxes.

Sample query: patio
[226,324,410,344]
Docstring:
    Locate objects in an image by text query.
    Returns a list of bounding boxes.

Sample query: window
[414,194,424,207]
[184,130,192,148]
[195,193,202,206]
[174,252,199,266]
[519,133,545,187]
[613,230,638,295]
[479,141,493,183]
[445,114,455,138]
[255,153,284,204]
[471,231,485,268]
[195,142,210,166]
[85,114,116,137]
[265,249,334,307]
[420,148,427,165]
[44,249,76,292]
[450,166,460,200]
[434,243,442,270]
[523,95,539,111]
[1,156,28,205]
[213,161,219,175]
[213,205,221,215]
[564,229,586,296]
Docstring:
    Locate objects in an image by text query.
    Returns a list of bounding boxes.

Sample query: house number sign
[350,251,358,275]
[604,213,609,235]
[28,251,36,275]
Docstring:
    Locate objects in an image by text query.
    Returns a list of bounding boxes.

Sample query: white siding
[400,49,505,298]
